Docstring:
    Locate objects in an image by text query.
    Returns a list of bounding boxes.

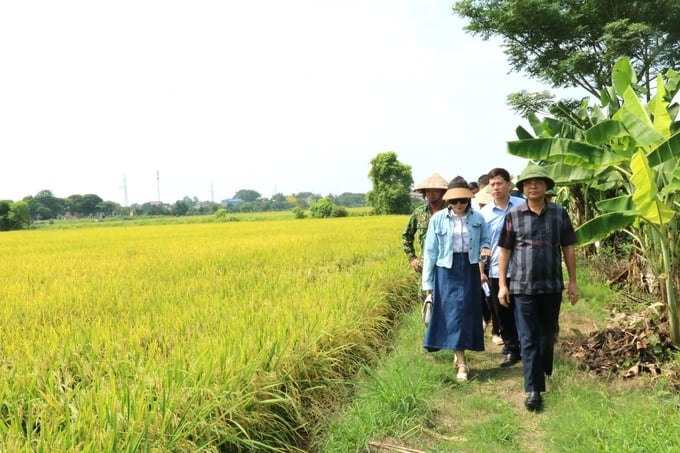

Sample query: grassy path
[314,264,680,452]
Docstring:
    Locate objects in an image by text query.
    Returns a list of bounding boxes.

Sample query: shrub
[292,207,306,219]
[310,197,334,218]
[331,206,348,218]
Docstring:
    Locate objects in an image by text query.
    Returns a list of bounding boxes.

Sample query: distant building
[223,198,243,207]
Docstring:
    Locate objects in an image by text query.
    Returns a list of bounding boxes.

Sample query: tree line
[0,189,369,230]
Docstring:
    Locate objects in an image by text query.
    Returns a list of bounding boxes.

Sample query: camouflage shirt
[402,203,437,267]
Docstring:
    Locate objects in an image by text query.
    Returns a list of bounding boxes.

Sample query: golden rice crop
[0,216,416,451]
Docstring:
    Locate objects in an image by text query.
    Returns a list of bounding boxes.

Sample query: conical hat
[414,173,448,191]
[474,187,492,205]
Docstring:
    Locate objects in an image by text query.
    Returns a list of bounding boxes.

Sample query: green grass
[32,207,373,230]
[312,258,680,452]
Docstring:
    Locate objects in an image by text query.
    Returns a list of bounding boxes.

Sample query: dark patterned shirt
[402,202,436,265]
[498,201,577,295]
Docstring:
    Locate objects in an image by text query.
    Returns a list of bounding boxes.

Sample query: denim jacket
[421,208,490,291]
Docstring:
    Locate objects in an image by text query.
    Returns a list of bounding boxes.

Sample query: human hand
[479,248,492,263]
[497,285,510,307]
[567,282,579,305]
[410,258,422,273]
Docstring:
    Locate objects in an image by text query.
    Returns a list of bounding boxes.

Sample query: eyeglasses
[524,179,547,187]
[449,199,469,205]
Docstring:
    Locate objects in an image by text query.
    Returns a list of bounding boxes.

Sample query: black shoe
[525,392,542,411]
[500,353,521,368]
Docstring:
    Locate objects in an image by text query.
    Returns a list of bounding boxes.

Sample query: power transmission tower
[120,175,129,207]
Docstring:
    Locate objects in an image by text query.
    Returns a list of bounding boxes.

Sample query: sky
[0,1,579,206]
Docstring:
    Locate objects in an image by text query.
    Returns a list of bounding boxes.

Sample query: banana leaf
[647,132,680,167]
[507,138,626,169]
[575,212,638,246]
[585,120,628,146]
[631,151,675,225]
[596,195,635,213]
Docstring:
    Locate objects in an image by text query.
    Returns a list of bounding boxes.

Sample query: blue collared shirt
[479,195,526,278]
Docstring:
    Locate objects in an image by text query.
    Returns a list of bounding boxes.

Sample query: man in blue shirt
[479,168,525,368]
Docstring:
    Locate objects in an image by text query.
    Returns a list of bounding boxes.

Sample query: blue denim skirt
[423,253,485,352]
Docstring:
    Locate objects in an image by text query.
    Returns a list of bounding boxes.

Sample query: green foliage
[330,206,348,218]
[506,56,680,343]
[366,151,413,215]
[172,199,190,216]
[318,257,680,451]
[64,193,104,216]
[8,201,30,230]
[310,197,335,218]
[291,207,306,219]
[454,0,680,99]
[507,89,556,117]
[29,189,65,220]
[233,189,261,202]
[333,192,366,208]
[0,200,30,231]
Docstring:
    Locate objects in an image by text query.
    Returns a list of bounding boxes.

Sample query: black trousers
[489,278,520,356]
[514,293,562,392]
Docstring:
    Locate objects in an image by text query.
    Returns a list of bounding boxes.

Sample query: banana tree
[506,57,680,344]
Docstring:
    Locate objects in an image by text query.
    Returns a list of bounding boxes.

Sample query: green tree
[97,201,121,217]
[9,201,30,229]
[270,193,292,210]
[366,151,413,215]
[310,197,335,218]
[454,0,680,99]
[293,192,321,208]
[233,189,261,202]
[0,201,13,230]
[334,192,367,208]
[173,199,190,216]
[64,193,104,216]
[0,200,30,230]
[29,190,64,220]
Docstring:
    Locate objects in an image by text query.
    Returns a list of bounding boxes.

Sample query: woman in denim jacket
[422,178,492,382]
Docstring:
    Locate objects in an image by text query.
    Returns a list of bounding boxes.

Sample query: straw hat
[516,165,555,192]
[474,187,492,206]
[414,173,449,192]
[443,179,474,200]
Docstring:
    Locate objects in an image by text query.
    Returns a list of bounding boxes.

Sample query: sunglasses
[449,198,469,205]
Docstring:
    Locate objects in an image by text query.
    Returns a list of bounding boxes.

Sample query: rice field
[0,216,415,451]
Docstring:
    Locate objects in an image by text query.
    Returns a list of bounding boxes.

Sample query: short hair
[487,167,511,182]
[477,174,489,186]
[468,181,480,191]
